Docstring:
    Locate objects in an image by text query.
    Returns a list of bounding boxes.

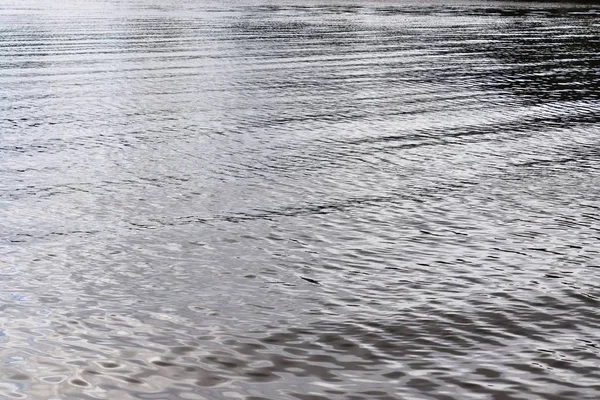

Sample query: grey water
[1,0,599,399]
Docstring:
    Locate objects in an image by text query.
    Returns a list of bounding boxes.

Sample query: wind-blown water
[1,0,599,399]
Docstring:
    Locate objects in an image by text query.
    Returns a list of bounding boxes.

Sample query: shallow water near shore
[1,0,599,399]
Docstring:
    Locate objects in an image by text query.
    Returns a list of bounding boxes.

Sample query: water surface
[1,0,599,399]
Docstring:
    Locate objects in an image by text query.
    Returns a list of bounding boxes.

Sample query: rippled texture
[1,0,600,399]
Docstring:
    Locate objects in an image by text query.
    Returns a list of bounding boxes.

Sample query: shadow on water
[474,7,599,103]
[454,4,600,172]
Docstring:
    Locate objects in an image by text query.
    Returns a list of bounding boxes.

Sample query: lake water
[1,0,599,399]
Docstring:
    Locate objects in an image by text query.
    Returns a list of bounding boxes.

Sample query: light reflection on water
[1,1,599,399]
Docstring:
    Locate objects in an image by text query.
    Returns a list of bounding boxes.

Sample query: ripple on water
[0,0,599,399]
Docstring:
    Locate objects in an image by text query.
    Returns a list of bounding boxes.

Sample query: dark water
[1,0,599,399]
